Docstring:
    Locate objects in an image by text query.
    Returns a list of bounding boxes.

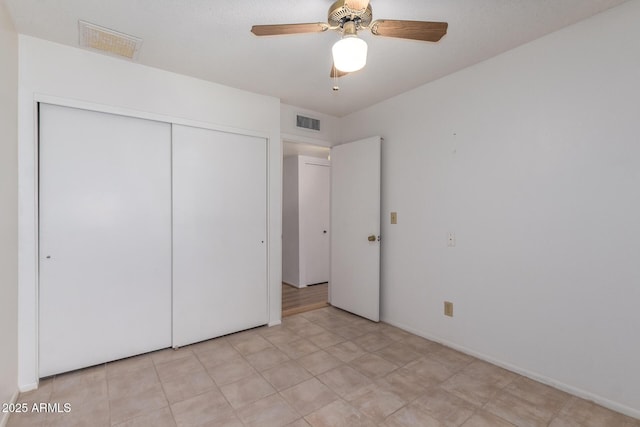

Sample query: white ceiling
[4,0,628,117]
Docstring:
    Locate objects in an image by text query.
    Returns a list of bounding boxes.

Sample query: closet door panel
[172,125,268,347]
[39,104,172,377]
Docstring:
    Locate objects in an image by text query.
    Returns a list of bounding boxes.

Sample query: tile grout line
[15,306,639,427]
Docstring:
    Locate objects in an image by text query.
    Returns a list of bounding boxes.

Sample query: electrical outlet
[444,301,454,317]
[447,232,456,247]
[390,212,398,224]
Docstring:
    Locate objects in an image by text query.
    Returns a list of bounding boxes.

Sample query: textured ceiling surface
[4,0,628,116]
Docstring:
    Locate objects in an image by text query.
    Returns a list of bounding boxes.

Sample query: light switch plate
[390,212,398,224]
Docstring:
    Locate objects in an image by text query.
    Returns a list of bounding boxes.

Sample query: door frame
[281,136,332,296]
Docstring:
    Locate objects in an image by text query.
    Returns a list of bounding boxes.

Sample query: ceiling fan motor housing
[328,0,373,29]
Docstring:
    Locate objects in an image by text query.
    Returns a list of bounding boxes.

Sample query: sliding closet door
[172,125,268,347]
[39,104,172,377]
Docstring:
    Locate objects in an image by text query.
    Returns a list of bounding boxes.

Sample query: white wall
[0,0,19,421]
[18,36,282,390]
[338,0,640,418]
[281,103,339,146]
[282,157,300,286]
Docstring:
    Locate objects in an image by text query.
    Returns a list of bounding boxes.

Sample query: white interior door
[301,161,330,285]
[172,125,268,347]
[39,104,172,377]
[330,136,381,322]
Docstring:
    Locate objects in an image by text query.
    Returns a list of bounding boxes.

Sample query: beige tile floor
[8,306,640,427]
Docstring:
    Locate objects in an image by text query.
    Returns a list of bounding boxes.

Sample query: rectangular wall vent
[78,20,143,60]
[296,115,321,132]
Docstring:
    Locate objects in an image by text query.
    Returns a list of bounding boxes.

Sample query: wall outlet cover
[444,301,454,317]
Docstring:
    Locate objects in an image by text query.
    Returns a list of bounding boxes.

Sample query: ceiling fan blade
[251,23,329,36]
[370,20,448,42]
[330,63,350,78]
[344,0,370,11]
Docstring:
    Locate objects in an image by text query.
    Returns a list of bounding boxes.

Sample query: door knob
[368,235,376,242]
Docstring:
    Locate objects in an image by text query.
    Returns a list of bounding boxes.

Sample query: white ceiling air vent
[78,20,143,60]
[296,115,321,132]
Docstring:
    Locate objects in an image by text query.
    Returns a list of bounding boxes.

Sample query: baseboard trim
[268,319,282,327]
[0,390,19,427]
[381,317,640,420]
[18,382,38,393]
[283,282,306,289]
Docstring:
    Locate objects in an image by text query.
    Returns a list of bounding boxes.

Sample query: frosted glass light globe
[332,36,368,72]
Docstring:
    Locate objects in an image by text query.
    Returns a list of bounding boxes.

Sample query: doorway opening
[282,140,331,316]
[282,283,328,317]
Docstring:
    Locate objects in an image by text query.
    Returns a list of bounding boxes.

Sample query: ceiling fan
[251,0,448,78]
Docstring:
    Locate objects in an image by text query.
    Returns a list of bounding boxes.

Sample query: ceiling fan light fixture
[332,35,368,72]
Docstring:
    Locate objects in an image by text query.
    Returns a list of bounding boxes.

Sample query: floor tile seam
[489,379,567,425]
[303,326,338,340]
[384,400,435,425]
[337,397,380,425]
[293,326,322,341]
[107,362,169,425]
[347,357,401,381]
[107,367,164,401]
[105,361,155,382]
[547,395,578,425]
[105,366,113,427]
[19,379,53,405]
[412,354,462,383]
[154,355,220,407]
[399,385,428,408]
[312,369,345,399]
[473,403,518,426]
[157,361,210,385]
[211,369,253,424]
[275,389,326,420]
[150,350,194,368]
[427,356,474,376]
[481,370,519,395]
[151,360,170,408]
[426,393,480,427]
[461,403,487,427]
[49,366,108,405]
[190,346,221,377]
[110,404,173,427]
[372,347,421,369]
[154,351,200,371]
[257,357,316,393]
[475,387,523,427]
[49,363,103,395]
[262,334,304,347]
[227,384,278,414]
[369,340,397,356]
[198,340,257,384]
[208,352,259,388]
[108,361,162,383]
[227,340,274,358]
